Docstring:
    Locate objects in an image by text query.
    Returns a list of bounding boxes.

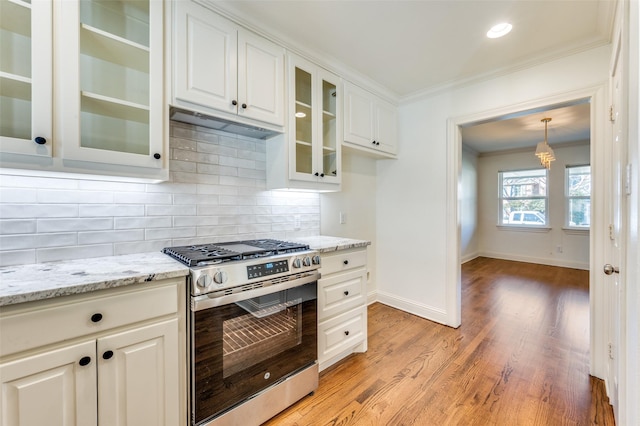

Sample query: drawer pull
[344,330,350,336]
[103,350,114,360]
[78,356,91,366]
[90,313,103,323]
[344,290,349,296]
[343,260,349,265]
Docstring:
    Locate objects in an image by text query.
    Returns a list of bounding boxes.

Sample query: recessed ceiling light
[295,112,306,118]
[487,23,512,39]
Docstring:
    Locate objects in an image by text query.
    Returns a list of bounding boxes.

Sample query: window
[566,165,591,228]
[499,169,548,226]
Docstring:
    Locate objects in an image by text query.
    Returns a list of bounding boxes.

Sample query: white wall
[0,122,320,266]
[320,150,378,301]
[477,143,590,269]
[461,146,478,262]
[375,45,610,326]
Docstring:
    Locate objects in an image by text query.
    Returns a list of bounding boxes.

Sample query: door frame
[445,83,609,378]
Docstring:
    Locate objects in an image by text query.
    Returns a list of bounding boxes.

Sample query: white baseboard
[479,251,589,270]
[375,290,450,326]
[461,252,479,264]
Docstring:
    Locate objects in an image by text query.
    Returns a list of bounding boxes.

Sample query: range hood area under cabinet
[0,0,168,182]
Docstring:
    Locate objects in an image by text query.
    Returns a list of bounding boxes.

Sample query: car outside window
[499,169,548,226]
[566,165,591,228]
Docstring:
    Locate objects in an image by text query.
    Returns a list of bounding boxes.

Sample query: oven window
[224,295,302,377]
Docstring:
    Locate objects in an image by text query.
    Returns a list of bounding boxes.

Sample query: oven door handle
[191,271,320,311]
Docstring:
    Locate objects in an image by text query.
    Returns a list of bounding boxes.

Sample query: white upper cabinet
[0,0,53,158]
[58,0,165,171]
[0,0,168,181]
[173,1,285,128]
[343,81,397,157]
[267,53,341,191]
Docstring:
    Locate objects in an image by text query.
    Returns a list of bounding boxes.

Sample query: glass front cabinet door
[0,0,53,158]
[289,54,341,187]
[57,0,164,171]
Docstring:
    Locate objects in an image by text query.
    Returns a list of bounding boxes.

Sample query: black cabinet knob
[314,172,319,176]
[344,290,349,296]
[232,100,238,106]
[90,313,103,323]
[376,141,380,146]
[241,103,247,109]
[153,153,161,159]
[34,136,46,145]
[344,331,350,336]
[372,140,376,145]
[343,260,349,265]
[103,350,114,360]
[79,356,91,366]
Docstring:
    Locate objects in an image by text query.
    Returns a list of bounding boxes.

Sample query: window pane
[501,200,546,225]
[569,198,590,227]
[502,169,547,198]
[567,165,591,196]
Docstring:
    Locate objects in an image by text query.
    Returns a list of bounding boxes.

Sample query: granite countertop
[0,252,189,307]
[293,235,371,253]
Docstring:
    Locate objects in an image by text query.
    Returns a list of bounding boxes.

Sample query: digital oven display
[247,260,289,279]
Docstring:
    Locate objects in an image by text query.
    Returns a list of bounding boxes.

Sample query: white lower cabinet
[317,248,368,371]
[0,279,184,426]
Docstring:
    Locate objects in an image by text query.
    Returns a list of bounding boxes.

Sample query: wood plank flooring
[264,257,615,425]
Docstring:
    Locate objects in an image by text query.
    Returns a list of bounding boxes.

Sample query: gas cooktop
[162,239,310,267]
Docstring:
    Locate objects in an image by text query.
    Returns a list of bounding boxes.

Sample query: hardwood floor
[265,257,616,425]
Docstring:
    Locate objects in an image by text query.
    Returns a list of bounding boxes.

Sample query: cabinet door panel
[0,341,97,426]
[238,30,284,126]
[98,319,179,426]
[343,83,374,147]
[175,1,237,114]
[318,269,366,320]
[374,99,398,154]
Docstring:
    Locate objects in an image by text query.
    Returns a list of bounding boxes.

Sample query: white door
[238,30,285,126]
[605,35,627,421]
[174,0,237,114]
[98,319,179,426]
[0,341,97,426]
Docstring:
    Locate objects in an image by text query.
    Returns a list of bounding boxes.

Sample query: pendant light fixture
[535,117,555,169]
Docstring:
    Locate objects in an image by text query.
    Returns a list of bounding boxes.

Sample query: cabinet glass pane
[0,0,32,140]
[79,0,150,155]
[296,143,312,175]
[294,67,312,144]
[322,80,337,177]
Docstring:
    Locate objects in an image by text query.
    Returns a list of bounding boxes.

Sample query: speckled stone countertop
[293,236,371,253]
[0,252,188,307]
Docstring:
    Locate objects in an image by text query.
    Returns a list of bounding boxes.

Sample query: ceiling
[215,0,615,152]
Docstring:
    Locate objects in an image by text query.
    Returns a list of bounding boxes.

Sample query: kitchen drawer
[318,269,366,320]
[318,306,367,364]
[320,248,367,275]
[0,279,180,358]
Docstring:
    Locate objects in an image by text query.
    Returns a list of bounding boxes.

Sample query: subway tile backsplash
[0,122,320,266]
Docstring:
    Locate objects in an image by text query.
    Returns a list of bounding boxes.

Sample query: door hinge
[609,224,615,240]
[610,105,615,122]
[608,342,614,359]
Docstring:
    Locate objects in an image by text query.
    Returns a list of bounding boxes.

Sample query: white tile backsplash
[0,121,320,266]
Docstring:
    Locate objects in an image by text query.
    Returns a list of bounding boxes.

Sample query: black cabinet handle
[103,350,114,360]
[343,260,349,265]
[34,136,47,145]
[153,153,161,159]
[344,290,349,296]
[79,356,91,366]
[344,331,350,336]
[90,313,103,323]
[232,100,238,106]
[314,172,319,176]
[372,140,376,145]
[376,141,380,146]
[241,103,247,109]
[320,173,325,177]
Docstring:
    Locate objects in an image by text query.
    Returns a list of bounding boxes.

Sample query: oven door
[190,273,318,425]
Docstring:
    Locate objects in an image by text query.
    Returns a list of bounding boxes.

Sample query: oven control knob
[302,256,312,267]
[213,271,228,284]
[312,255,321,265]
[196,274,213,288]
[292,258,302,268]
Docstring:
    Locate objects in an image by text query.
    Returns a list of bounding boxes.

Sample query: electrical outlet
[339,212,346,224]
[556,245,563,253]
[294,215,301,230]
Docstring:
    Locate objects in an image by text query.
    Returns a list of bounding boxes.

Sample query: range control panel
[247,259,289,279]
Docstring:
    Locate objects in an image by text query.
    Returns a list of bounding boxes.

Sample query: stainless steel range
[163,239,320,426]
